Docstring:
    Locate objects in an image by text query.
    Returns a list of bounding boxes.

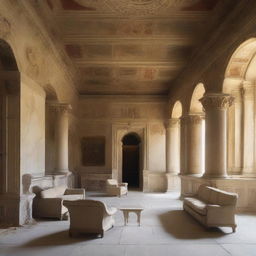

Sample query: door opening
[122,133,140,188]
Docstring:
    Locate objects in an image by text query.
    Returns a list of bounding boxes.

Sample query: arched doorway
[122,133,141,189]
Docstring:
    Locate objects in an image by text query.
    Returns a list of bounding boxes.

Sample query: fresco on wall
[81,137,105,166]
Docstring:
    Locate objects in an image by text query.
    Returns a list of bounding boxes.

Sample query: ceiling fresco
[39,0,230,95]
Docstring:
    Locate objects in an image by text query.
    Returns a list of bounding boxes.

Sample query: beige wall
[148,123,166,172]
[20,75,46,176]
[77,96,167,191]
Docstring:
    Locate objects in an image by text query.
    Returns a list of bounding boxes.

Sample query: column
[166,118,180,174]
[227,88,243,174]
[200,93,234,178]
[242,81,255,176]
[180,114,204,175]
[50,103,72,174]
[180,116,187,175]
[186,114,205,175]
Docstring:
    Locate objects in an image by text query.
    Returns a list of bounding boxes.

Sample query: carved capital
[180,114,204,125]
[48,102,72,114]
[165,118,180,128]
[0,16,10,39]
[200,93,234,111]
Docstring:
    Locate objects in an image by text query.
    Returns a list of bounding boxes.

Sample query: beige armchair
[63,199,117,238]
[106,179,128,197]
[33,186,85,220]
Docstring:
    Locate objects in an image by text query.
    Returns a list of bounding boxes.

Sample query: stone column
[242,81,255,176]
[200,93,234,178]
[179,116,187,175]
[185,114,205,175]
[166,118,180,174]
[50,103,72,174]
[227,88,243,174]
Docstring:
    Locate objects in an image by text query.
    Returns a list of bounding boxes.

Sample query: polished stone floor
[1,191,256,256]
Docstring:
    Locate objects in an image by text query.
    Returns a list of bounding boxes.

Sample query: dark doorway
[122,133,140,188]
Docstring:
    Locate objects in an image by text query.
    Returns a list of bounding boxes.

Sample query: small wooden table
[119,207,144,226]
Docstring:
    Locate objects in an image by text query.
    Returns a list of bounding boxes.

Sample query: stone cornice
[55,11,208,20]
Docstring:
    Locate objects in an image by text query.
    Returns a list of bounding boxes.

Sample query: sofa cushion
[107,179,118,186]
[40,188,57,198]
[197,184,211,203]
[184,197,207,215]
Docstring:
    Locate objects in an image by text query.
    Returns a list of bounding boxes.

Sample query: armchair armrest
[206,204,236,226]
[33,198,63,218]
[105,206,117,216]
[119,183,128,187]
[64,188,86,198]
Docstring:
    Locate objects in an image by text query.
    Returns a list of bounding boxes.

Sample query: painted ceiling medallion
[73,0,200,15]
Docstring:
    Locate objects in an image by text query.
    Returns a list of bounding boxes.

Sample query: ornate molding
[48,102,72,114]
[0,16,11,39]
[180,114,204,125]
[200,93,234,111]
[165,118,180,128]
[74,0,200,16]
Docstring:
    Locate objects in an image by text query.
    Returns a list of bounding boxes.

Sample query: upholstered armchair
[33,186,85,220]
[63,199,117,238]
[106,179,128,197]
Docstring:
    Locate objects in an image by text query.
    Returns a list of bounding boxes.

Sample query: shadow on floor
[20,230,102,247]
[158,210,229,239]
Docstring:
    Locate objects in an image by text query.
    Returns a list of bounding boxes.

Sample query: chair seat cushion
[184,197,207,215]
[60,194,84,201]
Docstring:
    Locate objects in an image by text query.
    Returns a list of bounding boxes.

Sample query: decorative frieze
[200,93,234,111]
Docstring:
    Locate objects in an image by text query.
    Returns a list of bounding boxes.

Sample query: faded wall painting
[81,136,105,166]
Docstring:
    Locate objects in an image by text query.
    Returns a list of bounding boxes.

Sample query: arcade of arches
[1,0,256,229]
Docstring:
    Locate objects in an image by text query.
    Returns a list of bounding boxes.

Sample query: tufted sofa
[33,186,85,220]
[183,184,238,232]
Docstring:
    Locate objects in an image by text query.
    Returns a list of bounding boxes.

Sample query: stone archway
[224,38,256,176]
[112,123,148,191]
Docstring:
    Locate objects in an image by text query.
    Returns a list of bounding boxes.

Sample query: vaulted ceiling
[36,0,234,95]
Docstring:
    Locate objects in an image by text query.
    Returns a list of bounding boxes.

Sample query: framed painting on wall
[81,136,105,166]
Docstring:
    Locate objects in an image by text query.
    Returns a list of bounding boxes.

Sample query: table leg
[136,211,141,226]
[122,211,129,226]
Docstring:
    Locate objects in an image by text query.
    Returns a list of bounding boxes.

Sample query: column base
[165,173,180,192]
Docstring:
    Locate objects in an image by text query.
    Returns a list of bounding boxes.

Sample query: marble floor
[1,191,256,256]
